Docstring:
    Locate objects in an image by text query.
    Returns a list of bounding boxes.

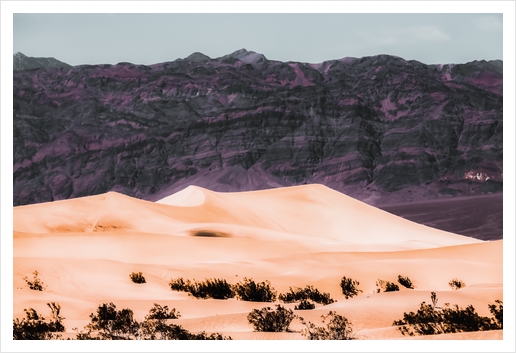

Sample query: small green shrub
[397,275,414,289]
[279,285,335,305]
[234,277,277,302]
[295,299,315,310]
[13,302,65,340]
[393,292,501,336]
[340,276,362,299]
[247,305,295,332]
[449,278,466,290]
[129,272,146,284]
[23,270,45,291]
[300,311,356,340]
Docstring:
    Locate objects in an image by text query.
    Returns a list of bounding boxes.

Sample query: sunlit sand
[13,184,502,340]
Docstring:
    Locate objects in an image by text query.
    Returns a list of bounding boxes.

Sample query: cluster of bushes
[13,303,64,340]
[299,311,356,340]
[169,277,278,302]
[279,285,335,306]
[169,277,234,299]
[247,305,295,332]
[246,305,357,340]
[233,277,277,302]
[393,292,503,336]
[14,302,231,340]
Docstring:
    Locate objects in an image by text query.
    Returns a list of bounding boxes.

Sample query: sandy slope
[12,184,502,341]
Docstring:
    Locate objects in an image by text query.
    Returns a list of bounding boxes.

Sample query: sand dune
[12,184,502,342]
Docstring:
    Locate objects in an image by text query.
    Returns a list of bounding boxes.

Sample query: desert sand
[12,184,503,345]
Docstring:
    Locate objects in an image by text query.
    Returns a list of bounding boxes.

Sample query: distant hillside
[13,49,502,208]
[13,52,72,71]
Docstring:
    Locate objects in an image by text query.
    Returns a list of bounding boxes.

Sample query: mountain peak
[185,52,211,62]
[13,53,72,71]
[219,48,267,65]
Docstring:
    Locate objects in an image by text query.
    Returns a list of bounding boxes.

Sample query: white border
[2,1,515,352]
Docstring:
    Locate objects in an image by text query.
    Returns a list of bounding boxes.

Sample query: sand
[11,184,504,347]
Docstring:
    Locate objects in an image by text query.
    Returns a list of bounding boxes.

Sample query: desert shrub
[385,282,400,292]
[397,275,414,289]
[168,277,234,299]
[80,302,230,340]
[295,299,316,310]
[393,292,500,336]
[279,285,335,305]
[300,311,356,340]
[488,300,503,329]
[129,272,146,284]
[169,277,189,292]
[191,278,234,299]
[340,276,362,299]
[23,270,45,291]
[83,303,140,340]
[247,305,295,332]
[234,277,277,302]
[13,302,65,340]
[376,279,399,293]
[449,278,466,290]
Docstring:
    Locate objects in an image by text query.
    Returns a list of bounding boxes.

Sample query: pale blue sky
[13,13,503,66]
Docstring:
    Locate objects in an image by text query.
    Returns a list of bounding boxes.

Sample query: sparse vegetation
[294,299,316,310]
[234,277,277,302]
[397,275,414,289]
[340,276,362,299]
[376,279,399,293]
[247,305,295,332]
[300,311,356,340]
[279,285,335,305]
[23,270,45,291]
[393,292,503,336]
[488,300,503,329]
[168,277,235,299]
[13,302,65,340]
[129,272,146,284]
[77,302,231,340]
[448,278,466,290]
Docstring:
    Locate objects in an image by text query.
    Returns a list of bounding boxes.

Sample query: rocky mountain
[13,52,72,71]
[13,49,503,207]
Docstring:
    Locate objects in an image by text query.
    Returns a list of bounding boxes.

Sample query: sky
[13,13,503,66]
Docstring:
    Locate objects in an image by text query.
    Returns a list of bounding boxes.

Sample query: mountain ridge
[13,50,503,210]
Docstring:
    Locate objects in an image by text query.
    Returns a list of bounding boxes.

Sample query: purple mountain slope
[13,49,502,211]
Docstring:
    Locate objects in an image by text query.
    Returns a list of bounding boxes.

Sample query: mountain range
[13,49,503,210]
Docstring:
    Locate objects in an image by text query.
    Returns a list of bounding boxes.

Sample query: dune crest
[14,184,481,251]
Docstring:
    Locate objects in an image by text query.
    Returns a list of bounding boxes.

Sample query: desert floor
[13,184,503,341]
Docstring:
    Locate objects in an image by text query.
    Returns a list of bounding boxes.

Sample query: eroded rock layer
[13,50,502,206]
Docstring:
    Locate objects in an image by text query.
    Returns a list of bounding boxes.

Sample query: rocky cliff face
[13,52,72,71]
[13,49,503,206]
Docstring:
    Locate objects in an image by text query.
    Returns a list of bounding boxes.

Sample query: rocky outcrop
[13,49,503,206]
[13,52,72,71]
